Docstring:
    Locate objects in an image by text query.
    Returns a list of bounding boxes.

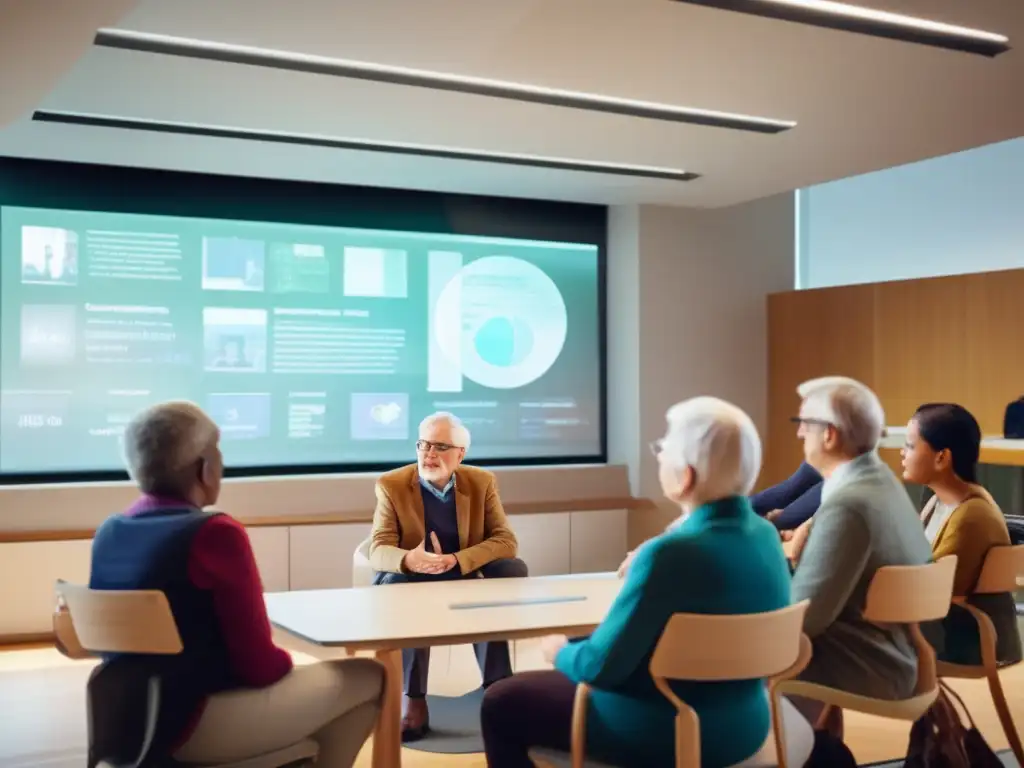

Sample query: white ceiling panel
[1,0,1021,206]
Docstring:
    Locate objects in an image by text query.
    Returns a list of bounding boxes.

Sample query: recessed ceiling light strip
[31,110,700,182]
[92,28,796,134]
[678,0,1010,56]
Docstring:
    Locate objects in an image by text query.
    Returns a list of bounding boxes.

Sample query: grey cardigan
[792,451,933,699]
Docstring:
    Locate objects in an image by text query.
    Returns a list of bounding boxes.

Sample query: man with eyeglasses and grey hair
[369,411,528,741]
[786,376,931,734]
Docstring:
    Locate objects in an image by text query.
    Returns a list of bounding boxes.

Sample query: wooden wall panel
[873,275,971,429]
[765,284,877,486]
[767,268,1024,486]
[964,270,1024,434]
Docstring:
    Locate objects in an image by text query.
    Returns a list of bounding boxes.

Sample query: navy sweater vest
[420,486,460,555]
[89,507,234,753]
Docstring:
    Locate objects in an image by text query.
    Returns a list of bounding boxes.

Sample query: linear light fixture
[32,110,700,182]
[678,0,1011,56]
[92,28,796,135]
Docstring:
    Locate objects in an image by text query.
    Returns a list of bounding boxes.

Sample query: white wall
[0,463,631,637]
[0,508,628,636]
[799,136,1024,289]
[608,195,796,545]
[0,464,629,532]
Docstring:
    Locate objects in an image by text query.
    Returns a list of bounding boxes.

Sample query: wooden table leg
[373,648,403,768]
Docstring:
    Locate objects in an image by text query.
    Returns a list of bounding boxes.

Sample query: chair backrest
[647,601,811,768]
[973,545,1024,594]
[649,600,810,682]
[860,556,957,700]
[862,555,957,624]
[56,581,183,655]
[356,536,371,560]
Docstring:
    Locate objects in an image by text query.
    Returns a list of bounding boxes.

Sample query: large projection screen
[0,159,606,482]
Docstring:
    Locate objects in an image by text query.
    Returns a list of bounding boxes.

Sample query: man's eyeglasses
[416,440,461,453]
[790,416,833,429]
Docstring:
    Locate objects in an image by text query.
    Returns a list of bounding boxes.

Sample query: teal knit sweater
[555,496,792,767]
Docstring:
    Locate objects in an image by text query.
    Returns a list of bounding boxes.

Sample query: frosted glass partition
[796,137,1024,290]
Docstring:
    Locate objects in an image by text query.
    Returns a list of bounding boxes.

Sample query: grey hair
[122,401,219,496]
[419,411,471,451]
[660,396,762,502]
[798,376,885,455]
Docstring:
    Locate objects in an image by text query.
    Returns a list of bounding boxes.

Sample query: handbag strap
[939,680,978,730]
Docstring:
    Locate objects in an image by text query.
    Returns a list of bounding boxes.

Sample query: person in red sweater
[82,401,384,766]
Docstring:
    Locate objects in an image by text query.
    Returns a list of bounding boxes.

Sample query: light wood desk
[265,573,622,768]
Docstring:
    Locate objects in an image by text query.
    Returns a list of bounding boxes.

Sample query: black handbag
[904,682,1002,768]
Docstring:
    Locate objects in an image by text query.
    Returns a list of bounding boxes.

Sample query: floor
[1,637,1022,768]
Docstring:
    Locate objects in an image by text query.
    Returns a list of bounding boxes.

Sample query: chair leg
[812,704,833,731]
[769,690,788,768]
[822,707,844,741]
[987,668,1024,766]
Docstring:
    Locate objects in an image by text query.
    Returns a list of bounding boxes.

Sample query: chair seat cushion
[529,697,815,768]
[937,658,1022,679]
[183,738,319,768]
[731,696,814,767]
[780,679,939,722]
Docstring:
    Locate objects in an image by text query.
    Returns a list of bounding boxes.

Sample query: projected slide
[433,256,568,390]
[0,205,601,474]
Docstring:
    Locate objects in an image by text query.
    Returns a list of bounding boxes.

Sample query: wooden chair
[56,581,318,768]
[776,555,958,729]
[532,600,815,768]
[935,544,1024,766]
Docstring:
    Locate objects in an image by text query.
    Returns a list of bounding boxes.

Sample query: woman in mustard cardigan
[900,402,1022,665]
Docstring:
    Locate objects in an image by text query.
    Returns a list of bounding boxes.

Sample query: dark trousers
[480,669,576,768]
[372,556,529,698]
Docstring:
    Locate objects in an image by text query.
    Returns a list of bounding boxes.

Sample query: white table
[266,573,622,767]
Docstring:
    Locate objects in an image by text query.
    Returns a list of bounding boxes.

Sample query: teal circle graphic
[474,316,534,367]
[433,256,567,389]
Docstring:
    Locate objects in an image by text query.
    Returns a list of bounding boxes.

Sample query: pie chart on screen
[474,315,535,367]
[433,256,567,389]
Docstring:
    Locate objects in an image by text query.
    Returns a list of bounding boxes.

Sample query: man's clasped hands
[402,531,460,575]
[402,531,572,664]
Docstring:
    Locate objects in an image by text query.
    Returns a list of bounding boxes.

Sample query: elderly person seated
[900,402,1022,666]
[751,460,822,531]
[368,411,528,741]
[86,401,384,766]
[786,377,931,732]
[479,396,794,767]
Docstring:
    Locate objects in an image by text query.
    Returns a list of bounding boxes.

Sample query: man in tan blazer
[369,411,528,741]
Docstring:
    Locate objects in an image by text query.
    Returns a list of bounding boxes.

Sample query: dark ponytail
[912,403,981,483]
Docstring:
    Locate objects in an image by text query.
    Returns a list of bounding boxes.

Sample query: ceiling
[0,0,1022,208]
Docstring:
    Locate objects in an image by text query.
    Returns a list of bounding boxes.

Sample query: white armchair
[352,537,373,587]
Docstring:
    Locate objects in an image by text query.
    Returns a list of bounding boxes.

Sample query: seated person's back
[88,402,292,753]
[85,401,383,767]
[789,377,932,701]
[480,396,794,768]
[574,498,791,766]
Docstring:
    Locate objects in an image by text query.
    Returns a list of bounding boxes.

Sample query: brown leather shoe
[401,696,430,742]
